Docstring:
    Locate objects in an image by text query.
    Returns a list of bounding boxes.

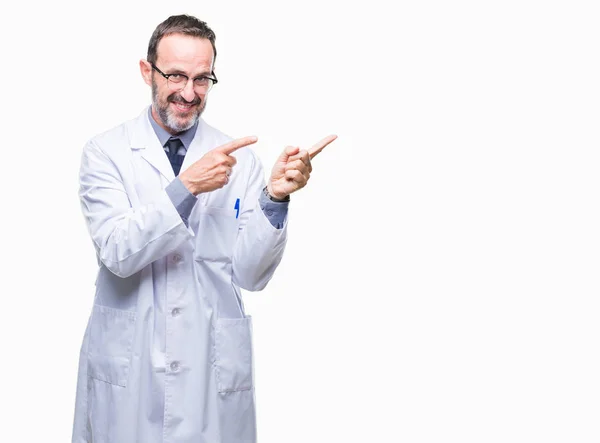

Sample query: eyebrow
[165,67,213,77]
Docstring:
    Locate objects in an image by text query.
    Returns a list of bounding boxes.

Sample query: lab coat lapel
[181,119,218,171]
[130,109,175,183]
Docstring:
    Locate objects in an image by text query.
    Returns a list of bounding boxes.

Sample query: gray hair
[146,14,217,65]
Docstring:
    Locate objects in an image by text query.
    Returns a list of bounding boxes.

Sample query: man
[72,14,336,443]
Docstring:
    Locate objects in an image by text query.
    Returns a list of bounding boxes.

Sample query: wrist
[264,185,289,202]
[180,173,200,196]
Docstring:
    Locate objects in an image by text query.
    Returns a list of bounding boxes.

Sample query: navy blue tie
[165,138,185,176]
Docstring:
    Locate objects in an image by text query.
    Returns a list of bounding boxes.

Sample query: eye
[194,77,210,86]
[168,74,186,83]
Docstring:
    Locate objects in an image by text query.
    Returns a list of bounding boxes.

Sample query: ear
[140,59,152,87]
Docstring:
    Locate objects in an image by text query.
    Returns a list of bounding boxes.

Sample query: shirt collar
[147,106,199,150]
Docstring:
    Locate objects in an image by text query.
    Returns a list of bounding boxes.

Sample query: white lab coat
[71,107,287,443]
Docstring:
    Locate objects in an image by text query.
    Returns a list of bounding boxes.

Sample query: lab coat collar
[128,107,178,182]
[129,106,216,183]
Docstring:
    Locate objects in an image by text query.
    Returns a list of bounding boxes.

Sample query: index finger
[217,136,258,155]
[308,134,338,160]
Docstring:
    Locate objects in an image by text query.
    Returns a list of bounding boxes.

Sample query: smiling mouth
[171,101,197,113]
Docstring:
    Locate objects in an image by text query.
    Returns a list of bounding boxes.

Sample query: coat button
[172,254,182,263]
[171,308,180,317]
[170,361,180,372]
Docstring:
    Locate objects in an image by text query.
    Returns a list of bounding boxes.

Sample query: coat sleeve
[79,140,194,278]
[231,151,288,291]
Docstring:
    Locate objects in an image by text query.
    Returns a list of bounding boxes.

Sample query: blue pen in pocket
[234,198,240,219]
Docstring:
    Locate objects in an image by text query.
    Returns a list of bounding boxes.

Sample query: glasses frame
[151,63,218,93]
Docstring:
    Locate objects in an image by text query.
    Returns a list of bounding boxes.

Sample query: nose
[180,79,197,102]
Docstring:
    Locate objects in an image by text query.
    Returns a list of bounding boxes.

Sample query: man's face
[148,34,215,133]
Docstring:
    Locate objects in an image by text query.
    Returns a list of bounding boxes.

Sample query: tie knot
[166,137,183,155]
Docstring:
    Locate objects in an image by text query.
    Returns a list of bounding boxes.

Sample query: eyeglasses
[151,63,218,93]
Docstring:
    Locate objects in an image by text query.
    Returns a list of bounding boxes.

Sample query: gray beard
[152,80,205,133]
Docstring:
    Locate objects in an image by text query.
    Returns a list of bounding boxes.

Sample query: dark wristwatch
[263,186,290,202]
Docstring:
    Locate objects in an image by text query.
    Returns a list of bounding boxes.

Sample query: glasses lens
[167,76,186,91]
[193,78,215,93]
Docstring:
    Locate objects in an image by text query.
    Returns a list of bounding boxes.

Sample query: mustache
[168,93,201,106]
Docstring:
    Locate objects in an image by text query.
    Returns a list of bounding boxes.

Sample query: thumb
[276,146,300,165]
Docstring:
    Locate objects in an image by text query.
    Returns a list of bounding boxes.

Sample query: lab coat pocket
[215,316,254,392]
[88,304,136,387]
[194,205,239,262]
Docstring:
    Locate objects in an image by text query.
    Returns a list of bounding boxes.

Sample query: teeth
[174,103,192,110]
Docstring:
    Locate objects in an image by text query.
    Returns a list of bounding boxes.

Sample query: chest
[128,149,246,260]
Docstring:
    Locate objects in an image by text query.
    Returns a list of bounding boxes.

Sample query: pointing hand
[180,136,258,195]
[267,134,337,200]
